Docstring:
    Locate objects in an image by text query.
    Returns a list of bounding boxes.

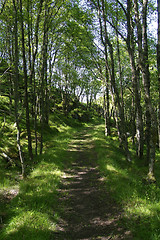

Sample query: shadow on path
[51,129,132,240]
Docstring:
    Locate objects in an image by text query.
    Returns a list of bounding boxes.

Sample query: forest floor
[1,123,160,239]
[51,127,132,240]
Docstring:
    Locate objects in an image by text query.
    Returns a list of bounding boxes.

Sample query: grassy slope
[1,97,160,239]
[0,95,82,239]
[91,124,160,240]
[0,117,81,240]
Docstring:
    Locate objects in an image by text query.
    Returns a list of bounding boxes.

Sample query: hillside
[0,96,160,239]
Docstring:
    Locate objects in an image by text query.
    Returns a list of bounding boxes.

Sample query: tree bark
[157,0,160,149]
[40,1,48,154]
[30,0,43,155]
[127,0,144,158]
[13,0,25,177]
[97,0,111,136]
[99,0,131,161]
[20,0,33,161]
[142,0,157,176]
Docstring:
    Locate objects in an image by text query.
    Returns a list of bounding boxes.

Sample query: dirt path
[52,128,132,240]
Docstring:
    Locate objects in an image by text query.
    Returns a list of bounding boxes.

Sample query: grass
[0,113,81,239]
[91,123,160,240]
[1,112,160,239]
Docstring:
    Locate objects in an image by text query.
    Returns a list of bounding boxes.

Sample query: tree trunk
[29,0,43,155]
[40,2,48,154]
[142,0,157,176]
[116,22,124,114]
[104,48,111,136]
[127,0,144,158]
[100,0,131,161]
[97,0,111,136]
[20,0,33,161]
[103,82,111,136]
[13,0,25,177]
[157,0,160,149]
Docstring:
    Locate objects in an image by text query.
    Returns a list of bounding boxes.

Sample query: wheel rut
[52,129,132,240]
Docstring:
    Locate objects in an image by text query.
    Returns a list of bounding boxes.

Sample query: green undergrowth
[91,123,160,240]
[0,90,102,239]
[0,119,81,240]
[2,115,160,240]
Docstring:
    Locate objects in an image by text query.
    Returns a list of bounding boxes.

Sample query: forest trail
[52,127,132,240]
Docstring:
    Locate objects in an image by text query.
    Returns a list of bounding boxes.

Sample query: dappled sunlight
[1,170,63,239]
[92,123,160,239]
[125,200,160,220]
[0,123,79,240]
[2,122,160,239]
[106,164,118,173]
[30,165,62,179]
[3,210,57,239]
[125,202,152,217]
[51,126,132,240]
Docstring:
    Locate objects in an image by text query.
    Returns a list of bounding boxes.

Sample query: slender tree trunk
[129,51,144,158]
[99,0,131,161]
[110,91,123,148]
[127,0,144,158]
[29,0,43,155]
[157,0,160,149]
[40,2,48,154]
[27,0,34,117]
[44,32,49,124]
[13,0,25,177]
[98,0,111,136]
[27,0,32,76]
[130,93,136,145]
[142,0,157,176]
[34,94,38,155]
[133,0,146,160]
[20,0,33,161]
[116,21,124,113]
[104,52,111,136]
[103,80,110,136]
